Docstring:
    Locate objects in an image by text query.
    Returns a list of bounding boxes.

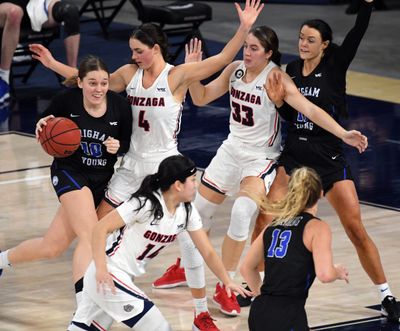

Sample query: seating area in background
[0,25,61,93]
[79,0,212,62]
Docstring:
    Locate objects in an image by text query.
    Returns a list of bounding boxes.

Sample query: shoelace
[198,313,217,328]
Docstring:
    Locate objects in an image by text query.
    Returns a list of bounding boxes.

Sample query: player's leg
[326,178,400,322]
[0,3,23,101]
[46,0,80,67]
[0,205,75,273]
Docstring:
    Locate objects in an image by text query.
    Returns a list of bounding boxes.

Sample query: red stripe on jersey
[202,175,228,194]
[92,320,107,331]
[257,160,274,177]
[111,273,148,299]
[267,111,279,146]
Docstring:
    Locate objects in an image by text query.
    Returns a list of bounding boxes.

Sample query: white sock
[377,283,393,301]
[193,297,208,317]
[0,250,11,268]
[0,69,10,84]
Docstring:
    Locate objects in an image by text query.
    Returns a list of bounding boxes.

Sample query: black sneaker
[381,295,400,323]
[236,285,253,307]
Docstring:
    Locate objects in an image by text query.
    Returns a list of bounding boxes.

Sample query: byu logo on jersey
[124,304,134,312]
[52,176,59,186]
[235,69,244,79]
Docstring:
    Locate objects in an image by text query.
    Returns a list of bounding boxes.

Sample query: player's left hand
[185,38,202,63]
[103,137,120,154]
[342,130,368,153]
[224,281,254,298]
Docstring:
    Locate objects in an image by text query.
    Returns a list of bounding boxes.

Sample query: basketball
[38,117,81,158]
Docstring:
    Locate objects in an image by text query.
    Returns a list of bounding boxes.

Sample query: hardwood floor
[1,133,399,330]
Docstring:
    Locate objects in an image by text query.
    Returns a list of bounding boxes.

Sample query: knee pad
[194,193,219,231]
[227,196,258,241]
[52,1,80,37]
[177,231,205,289]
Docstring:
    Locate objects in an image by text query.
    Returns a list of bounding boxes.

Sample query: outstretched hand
[185,38,203,63]
[224,281,254,299]
[265,70,285,106]
[29,44,55,68]
[235,0,264,30]
[342,130,368,153]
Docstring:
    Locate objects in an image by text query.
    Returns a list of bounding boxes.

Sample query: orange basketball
[38,117,81,158]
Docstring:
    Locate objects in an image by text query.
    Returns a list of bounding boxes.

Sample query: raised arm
[175,0,263,88]
[30,43,130,93]
[188,229,252,298]
[30,43,78,78]
[185,38,235,106]
[267,70,368,153]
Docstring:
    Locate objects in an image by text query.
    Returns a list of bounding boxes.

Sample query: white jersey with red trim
[228,61,281,154]
[125,64,182,161]
[106,191,202,278]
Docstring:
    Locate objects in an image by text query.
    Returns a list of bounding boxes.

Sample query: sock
[193,297,208,317]
[377,283,393,301]
[0,69,10,84]
[0,250,12,268]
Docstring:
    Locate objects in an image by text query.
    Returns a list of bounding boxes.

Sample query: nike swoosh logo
[331,154,340,160]
[290,76,296,79]
[70,114,80,117]
[380,287,389,292]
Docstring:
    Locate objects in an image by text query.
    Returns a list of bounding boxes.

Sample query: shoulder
[114,64,138,82]
[304,218,330,235]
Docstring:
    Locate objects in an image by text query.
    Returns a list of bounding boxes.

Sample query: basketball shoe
[152,257,187,289]
[212,283,241,316]
[192,312,220,331]
[381,295,400,322]
[0,78,10,103]
[236,284,253,307]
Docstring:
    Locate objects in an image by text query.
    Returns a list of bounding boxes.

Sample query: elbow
[316,271,335,283]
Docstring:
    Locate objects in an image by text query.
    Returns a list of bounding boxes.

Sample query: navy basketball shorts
[50,163,112,207]
[279,136,353,194]
[249,295,308,331]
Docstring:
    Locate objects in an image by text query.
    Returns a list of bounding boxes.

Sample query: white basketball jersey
[228,61,281,152]
[125,64,183,160]
[106,192,202,277]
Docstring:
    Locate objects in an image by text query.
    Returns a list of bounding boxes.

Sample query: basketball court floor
[1,1,400,330]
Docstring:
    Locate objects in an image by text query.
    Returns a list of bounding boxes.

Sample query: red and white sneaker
[152,257,187,289]
[193,312,220,331]
[212,283,241,316]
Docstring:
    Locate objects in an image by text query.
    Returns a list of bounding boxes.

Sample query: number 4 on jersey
[138,110,150,131]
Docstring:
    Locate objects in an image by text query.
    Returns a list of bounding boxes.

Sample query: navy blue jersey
[42,88,132,173]
[261,212,317,299]
[278,1,372,144]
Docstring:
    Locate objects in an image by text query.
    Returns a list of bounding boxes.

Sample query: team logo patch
[124,304,134,312]
[52,176,59,186]
[235,69,244,79]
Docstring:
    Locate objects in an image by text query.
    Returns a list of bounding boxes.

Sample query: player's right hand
[29,44,55,68]
[35,115,55,140]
